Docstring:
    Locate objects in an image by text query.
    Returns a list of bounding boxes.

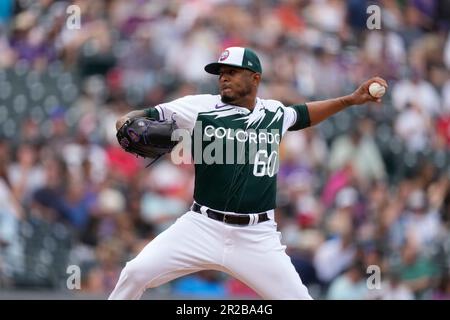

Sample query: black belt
[191,203,270,226]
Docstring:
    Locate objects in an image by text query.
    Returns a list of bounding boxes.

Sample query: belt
[191,203,270,226]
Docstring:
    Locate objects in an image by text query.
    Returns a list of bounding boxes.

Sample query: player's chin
[220,93,235,104]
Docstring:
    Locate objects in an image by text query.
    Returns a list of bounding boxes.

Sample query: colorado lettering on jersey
[203,125,281,144]
[188,120,281,165]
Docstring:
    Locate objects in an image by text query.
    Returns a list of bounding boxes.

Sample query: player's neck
[228,96,257,111]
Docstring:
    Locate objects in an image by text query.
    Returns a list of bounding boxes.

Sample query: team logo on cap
[219,50,229,61]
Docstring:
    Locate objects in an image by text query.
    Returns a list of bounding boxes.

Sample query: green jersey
[146,94,310,213]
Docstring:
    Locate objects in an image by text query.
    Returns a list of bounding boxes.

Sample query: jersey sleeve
[282,103,311,133]
[144,95,202,132]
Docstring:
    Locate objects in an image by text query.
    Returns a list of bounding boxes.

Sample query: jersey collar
[231,98,262,115]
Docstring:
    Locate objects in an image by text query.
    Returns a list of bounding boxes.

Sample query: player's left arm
[306,77,388,126]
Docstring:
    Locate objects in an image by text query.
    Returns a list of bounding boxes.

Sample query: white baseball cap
[204,47,262,75]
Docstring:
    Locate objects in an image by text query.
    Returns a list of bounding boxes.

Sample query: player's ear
[252,72,261,86]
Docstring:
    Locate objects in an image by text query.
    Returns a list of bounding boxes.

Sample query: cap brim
[204,62,255,75]
[204,62,223,75]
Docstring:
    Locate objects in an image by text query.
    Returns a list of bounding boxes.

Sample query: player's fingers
[372,77,388,88]
[116,118,129,131]
[366,92,381,103]
[370,97,381,103]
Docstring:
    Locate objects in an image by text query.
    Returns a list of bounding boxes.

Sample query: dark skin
[218,66,261,109]
[116,65,388,130]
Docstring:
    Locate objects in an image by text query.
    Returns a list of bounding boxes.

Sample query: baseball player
[109,47,387,300]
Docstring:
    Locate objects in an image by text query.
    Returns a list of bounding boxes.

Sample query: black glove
[116,116,178,167]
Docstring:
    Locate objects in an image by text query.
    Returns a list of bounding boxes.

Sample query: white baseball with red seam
[368,82,386,98]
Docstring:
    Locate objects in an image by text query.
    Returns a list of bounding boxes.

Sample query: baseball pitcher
[109,47,387,300]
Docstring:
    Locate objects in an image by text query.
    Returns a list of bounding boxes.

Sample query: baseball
[369,82,386,98]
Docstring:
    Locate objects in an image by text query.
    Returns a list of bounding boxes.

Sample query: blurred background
[1,0,450,300]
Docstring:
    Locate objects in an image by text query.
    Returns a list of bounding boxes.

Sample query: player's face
[218,66,259,104]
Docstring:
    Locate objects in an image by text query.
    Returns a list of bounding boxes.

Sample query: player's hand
[116,116,130,131]
[350,77,388,105]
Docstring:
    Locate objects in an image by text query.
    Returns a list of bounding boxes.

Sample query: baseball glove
[116,116,179,167]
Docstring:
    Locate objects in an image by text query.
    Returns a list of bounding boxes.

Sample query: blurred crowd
[1,0,450,299]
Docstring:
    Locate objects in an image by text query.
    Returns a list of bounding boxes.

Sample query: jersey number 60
[253,150,279,177]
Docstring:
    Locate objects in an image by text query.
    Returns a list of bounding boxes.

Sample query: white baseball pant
[108,209,312,300]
